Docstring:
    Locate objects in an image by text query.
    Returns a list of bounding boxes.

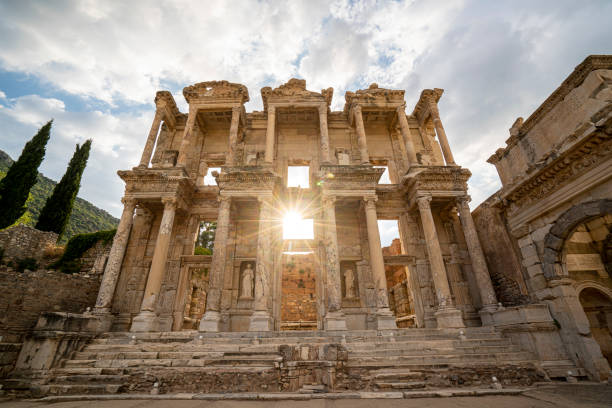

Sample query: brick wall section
[281,254,317,324]
[472,198,530,306]
[0,224,58,262]
[0,267,100,342]
[78,240,111,274]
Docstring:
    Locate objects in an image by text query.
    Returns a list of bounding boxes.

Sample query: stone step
[349,345,523,357]
[63,355,283,369]
[374,381,427,390]
[50,374,128,384]
[51,367,124,376]
[347,338,512,350]
[46,383,122,395]
[347,352,535,366]
[372,369,426,381]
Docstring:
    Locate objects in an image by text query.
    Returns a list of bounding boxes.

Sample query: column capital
[121,197,137,209]
[353,104,362,114]
[161,197,178,210]
[218,195,232,205]
[416,195,432,210]
[395,103,407,114]
[322,194,337,206]
[268,104,276,114]
[231,105,241,115]
[318,103,328,114]
[363,196,377,209]
[456,195,471,207]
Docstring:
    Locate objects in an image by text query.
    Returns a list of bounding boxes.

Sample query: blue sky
[0,0,611,245]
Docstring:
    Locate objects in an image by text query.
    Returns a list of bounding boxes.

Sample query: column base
[479,304,499,326]
[324,311,348,331]
[198,310,222,332]
[375,308,398,330]
[89,311,114,332]
[249,311,272,331]
[130,311,159,332]
[435,307,465,328]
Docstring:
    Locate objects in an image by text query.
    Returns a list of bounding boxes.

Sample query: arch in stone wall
[542,199,612,279]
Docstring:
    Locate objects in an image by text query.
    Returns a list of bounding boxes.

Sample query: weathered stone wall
[0,224,58,262]
[280,254,317,327]
[77,240,111,275]
[472,197,530,306]
[0,266,100,342]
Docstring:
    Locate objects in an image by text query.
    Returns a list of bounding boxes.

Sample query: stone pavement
[1,384,611,408]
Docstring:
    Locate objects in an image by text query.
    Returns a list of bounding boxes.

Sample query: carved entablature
[412,88,444,125]
[318,165,384,191]
[503,129,612,215]
[344,83,405,113]
[261,78,331,111]
[215,166,281,195]
[403,166,471,199]
[154,91,180,129]
[119,168,194,210]
[183,80,250,105]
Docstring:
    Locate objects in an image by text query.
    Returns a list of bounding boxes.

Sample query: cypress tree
[0,120,53,229]
[36,139,92,237]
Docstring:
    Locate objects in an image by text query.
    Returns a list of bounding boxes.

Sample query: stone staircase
[2,327,552,397]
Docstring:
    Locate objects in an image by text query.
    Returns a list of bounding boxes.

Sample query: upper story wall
[488,55,612,189]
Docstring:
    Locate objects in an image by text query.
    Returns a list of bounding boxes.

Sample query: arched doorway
[579,287,612,366]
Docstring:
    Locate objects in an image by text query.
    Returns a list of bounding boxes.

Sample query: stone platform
[1,327,557,398]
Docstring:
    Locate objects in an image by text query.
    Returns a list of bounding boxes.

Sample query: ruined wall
[280,254,317,328]
[472,198,530,306]
[0,224,58,262]
[0,267,100,342]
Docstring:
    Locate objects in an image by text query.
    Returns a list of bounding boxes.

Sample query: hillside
[0,149,118,243]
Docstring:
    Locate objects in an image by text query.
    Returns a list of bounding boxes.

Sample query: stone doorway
[579,287,612,366]
[280,253,317,330]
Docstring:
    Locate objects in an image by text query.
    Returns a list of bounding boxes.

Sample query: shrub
[51,229,115,273]
[16,257,38,272]
[194,246,212,255]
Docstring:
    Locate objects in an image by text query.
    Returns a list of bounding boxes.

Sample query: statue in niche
[344,268,357,299]
[240,263,254,298]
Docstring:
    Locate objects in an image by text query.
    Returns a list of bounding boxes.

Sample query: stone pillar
[249,197,274,331]
[363,197,397,329]
[353,105,369,164]
[396,105,418,166]
[227,106,241,165]
[131,197,177,332]
[319,104,331,164]
[196,161,208,187]
[264,105,276,164]
[139,109,163,168]
[177,107,197,167]
[322,195,347,330]
[94,198,137,315]
[456,196,498,324]
[428,102,455,165]
[416,195,464,328]
[199,196,231,332]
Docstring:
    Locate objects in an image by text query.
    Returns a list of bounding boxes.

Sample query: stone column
[456,196,498,324]
[199,196,231,332]
[139,109,163,168]
[319,104,331,164]
[94,198,137,314]
[131,197,177,332]
[428,102,455,165]
[227,106,241,165]
[363,197,397,329]
[196,161,208,187]
[177,107,197,167]
[264,105,276,164]
[396,105,418,166]
[416,195,464,328]
[322,195,347,330]
[353,105,369,164]
[249,197,274,331]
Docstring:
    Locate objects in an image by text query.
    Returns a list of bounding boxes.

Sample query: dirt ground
[1,384,611,408]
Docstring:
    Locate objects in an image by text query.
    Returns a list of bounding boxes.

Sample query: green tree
[195,221,216,254]
[36,139,92,238]
[0,120,52,229]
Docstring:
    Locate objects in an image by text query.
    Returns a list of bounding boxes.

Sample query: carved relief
[239,262,255,299]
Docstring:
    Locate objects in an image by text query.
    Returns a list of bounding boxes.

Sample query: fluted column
[417,195,464,328]
[249,197,274,331]
[322,195,347,330]
[227,106,241,165]
[199,196,231,332]
[353,105,369,164]
[264,105,276,164]
[131,197,177,332]
[94,197,136,314]
[139,109,163,168]
[319,104,331,164]
[428,102,455,165]
[456,196,498,324]
[363,197,397,329]
[177,107,197,167]
[396,105,418,166]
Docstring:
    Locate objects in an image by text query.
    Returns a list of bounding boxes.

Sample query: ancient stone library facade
[3,55,611,396]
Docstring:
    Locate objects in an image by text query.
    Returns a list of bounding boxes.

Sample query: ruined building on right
[473,55,612,381]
